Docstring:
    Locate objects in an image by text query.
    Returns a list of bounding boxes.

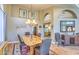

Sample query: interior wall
[4,4,17,41]
[53,6,79,45]
[12,5,27,17]
[13,17,33,37]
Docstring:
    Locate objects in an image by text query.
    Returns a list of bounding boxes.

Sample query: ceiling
[13,4,75,10]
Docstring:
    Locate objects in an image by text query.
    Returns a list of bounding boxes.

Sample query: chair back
[20,44,29,55]
[17,34,23,43]
[61,34,65,40]
[25,32,30,36]
[17,34,30,55]
[40,39,52,55]
[55,33,60,41]
[55,33,61,45]
[61,34,65,45]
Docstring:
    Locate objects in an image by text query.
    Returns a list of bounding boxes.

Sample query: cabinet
[61,35,79,45]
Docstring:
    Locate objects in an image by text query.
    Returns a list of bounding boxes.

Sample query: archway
[43,13,52,37]
[44,13,52,23]
[60,9,77,19]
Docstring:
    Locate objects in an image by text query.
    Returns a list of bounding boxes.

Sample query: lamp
[25,4,37,26]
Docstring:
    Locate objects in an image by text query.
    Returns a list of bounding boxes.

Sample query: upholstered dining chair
[17,34,30,55]
[61,34,65,45]
[35,39,52,55]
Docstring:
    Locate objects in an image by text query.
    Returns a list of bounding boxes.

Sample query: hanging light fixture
[25,4,37,26]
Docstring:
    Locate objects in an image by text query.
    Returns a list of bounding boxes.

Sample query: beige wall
[11,5,21,17]
[4,4,17,41]
[4,4,13,32]
[4,4,12,16]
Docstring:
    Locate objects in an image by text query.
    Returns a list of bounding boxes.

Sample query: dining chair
[35,39,52,55]
[55,33,61,45]
[61,34,65,45]
[17,34,30,55]
[25,32,30,36]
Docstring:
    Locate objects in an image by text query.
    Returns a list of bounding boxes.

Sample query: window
[0,8,5,43]
[28,10,37,20]
[60,21,75,32]
[0,6,6,44]
[0,4,4,11]
[19,9,27,18]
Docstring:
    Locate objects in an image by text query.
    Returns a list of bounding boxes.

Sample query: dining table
[22,35,42,55]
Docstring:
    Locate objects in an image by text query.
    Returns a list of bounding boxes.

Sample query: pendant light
[25,4,37,26]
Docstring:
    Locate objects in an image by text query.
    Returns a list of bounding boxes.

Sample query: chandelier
[25,5,37,26]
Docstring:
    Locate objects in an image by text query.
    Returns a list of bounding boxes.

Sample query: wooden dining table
[22,35,42,55]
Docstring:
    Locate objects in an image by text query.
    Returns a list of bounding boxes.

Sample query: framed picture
[19,8,27,18]
[60,21,75,32]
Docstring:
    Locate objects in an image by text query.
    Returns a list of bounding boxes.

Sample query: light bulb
[32,20,37,24]
[25,19,31,24]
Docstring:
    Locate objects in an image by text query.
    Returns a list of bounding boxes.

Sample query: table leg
[30,46,34,55]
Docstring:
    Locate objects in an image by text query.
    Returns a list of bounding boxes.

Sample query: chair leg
[35,48,40,55]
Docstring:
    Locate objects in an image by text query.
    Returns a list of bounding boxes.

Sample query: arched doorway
[43,13,52,37]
